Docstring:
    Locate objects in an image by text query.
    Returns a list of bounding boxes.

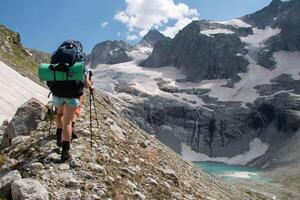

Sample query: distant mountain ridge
[88,29,169,67]
[140,0,300,81]
[0,24,50,83]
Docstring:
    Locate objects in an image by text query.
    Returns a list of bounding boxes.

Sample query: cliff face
[138,29,170,47]
[88,40,132,68]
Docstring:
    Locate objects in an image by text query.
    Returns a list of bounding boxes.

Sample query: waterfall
[191,109,201,151]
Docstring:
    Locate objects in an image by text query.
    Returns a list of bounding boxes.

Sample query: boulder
[11,178,48,200]
[2,98,47,147]
[0,170,22,198]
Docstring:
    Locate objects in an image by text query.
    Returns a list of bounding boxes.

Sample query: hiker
[46,40,93,161]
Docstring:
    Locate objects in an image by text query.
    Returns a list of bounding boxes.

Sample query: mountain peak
[139,30,169,47]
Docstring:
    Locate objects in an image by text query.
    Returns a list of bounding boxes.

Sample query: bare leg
[61,104,76,142]
[56,106,64,129]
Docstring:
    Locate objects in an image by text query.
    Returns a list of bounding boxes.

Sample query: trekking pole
[89,72,93,149]
[48,105,54,137]
[88,71,100,134]
[91,88,100,135]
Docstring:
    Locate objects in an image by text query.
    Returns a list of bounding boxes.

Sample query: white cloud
[101,21,109,28]
[115,0,199,39]
[127,34,139,41]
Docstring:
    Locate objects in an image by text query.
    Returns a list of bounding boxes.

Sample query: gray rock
[133,191,146,200]
[76,129,90,137]
[2,98,47,147]
[47,153,61,163]
[59,163,70,170]
[87,162,106,173]
[163,169,178,182]
[61,172,80,189]
[127,180,137,190]
[0,170,22,198]
[138,140,148,148]
[147,177,158,186]
[163,181,171,189]
[25,162,44,171]
[120,167,136,176]
[11,178,48,200]
[138,29,169,47]
[106,118,126,141]
[65,189,81,200]
[0,158,18,173]
[171,192,182,200]
[88,40,132,67]
[11,136,30,146]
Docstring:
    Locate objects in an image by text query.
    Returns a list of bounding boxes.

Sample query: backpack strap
[49,63,74,81]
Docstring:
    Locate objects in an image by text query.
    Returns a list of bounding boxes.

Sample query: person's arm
[83,66,93,89]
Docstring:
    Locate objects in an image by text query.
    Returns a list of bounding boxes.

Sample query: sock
[56,128,63,147]
[56,128,63,136]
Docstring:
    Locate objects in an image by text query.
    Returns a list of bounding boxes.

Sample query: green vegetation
[0,24,42,82]
[0,154,6,167]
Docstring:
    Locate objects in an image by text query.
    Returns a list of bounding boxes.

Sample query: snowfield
[217,19,251,28]
[200,29,234,36]
[241,26,281,46]
[0,61,49,124]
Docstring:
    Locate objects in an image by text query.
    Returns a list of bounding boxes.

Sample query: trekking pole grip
[89,70,93,81]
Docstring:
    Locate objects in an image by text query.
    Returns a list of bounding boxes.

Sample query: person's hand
[90,84,95,91]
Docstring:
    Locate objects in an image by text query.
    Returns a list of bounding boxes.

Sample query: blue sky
[1,0,272,54]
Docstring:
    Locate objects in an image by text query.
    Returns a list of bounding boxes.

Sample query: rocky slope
[0,24,49,83]
[0,94,265,199]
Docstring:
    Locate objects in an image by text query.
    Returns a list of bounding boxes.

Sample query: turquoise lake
[194,161,279,186]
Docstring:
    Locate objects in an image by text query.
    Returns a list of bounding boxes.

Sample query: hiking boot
[56,128,62,147]
[61,141,71,162]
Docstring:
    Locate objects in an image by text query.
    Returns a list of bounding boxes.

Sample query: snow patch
[200,29,234,36]
[217,19,251,28]
[93,48,209,108]
[181,138,269,165]
[0,61,49,124]
[241,27,281,46]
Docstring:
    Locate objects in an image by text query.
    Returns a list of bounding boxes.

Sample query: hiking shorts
[52,96,80,108]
